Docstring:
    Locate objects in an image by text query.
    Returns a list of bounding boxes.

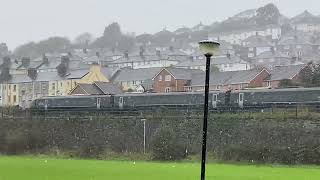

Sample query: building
[263,64,307,88]
[187,68,270,91]
[176,54,251,72]
[70,82,122,95]
[209,26,281,45]
[152,68,203,93]
[242,34,273,58]
[251,50,300,69]
[291,10,320,33]
[112,67,161,92]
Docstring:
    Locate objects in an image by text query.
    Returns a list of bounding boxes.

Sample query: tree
[256,3,280,26]
[0,67,11,82]
[74,32,94,47]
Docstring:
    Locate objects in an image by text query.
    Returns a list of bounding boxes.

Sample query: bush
[151,125,186,161]
[5,129,28,155]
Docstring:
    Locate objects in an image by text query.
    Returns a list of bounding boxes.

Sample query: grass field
[0,156,320,180]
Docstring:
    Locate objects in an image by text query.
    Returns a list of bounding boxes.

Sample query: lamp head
[199,40,220,57]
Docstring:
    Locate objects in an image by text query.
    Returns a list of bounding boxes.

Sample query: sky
[1,0,320,50]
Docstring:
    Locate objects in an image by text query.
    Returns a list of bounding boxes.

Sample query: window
[8,85,11,91]
[13,95,16,103]
[60,82,63,87]
[133,81,136,85]
[165,75,171,81]
[52,83,55,90]
[159,75,162,81]
[165,87,171,93]
[8,96,10,103]
[13,85,16,92]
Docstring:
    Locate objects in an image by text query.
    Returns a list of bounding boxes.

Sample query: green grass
[0,156,320,180]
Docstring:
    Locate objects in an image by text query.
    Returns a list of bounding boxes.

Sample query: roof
[67,69,89,79]
[94,82,123,94]
[291,10,320,24]
[153,68,203,80]
[254,51,290,59]
[100,67,119,80]
[113,67,161,82]
[191,68,268,86]
[267,64,306,81]
[176,55,248,67]
[243,35,273,47]
[74,83,103,95]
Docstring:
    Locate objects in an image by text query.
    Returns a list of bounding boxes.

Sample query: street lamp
[198,40,220,180]
[141,118,147,154]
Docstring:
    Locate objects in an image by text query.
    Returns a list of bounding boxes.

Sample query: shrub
[151,125,186,161]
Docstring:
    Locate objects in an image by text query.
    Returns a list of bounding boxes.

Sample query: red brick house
[152,68,203,93]
[263,64,308,88]
[188,68,270,91]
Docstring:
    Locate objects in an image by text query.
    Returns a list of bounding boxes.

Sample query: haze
[1,0,320,50]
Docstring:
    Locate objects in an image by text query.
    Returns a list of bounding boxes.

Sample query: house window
[165,75,171,81]
[165,87,171,93]
[159,75,163,81]
[267,81,271,87]
[8,85,11,91]
[52,83,55,90]
[60,82,63,87]
[8,96,10,103]
[13,95,16,103]
[133,81,136,85]
[13,85,16,92]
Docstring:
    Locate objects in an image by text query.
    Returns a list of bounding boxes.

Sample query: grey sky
[1,0,320,50]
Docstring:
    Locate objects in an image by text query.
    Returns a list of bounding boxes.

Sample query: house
[112,67,161,92]
[175,54,251,72]
[48,63,111,96]
[187,68,270,91]
[242,34,273,58]
[106,50,180,69]
[263,64,307,88]
[152,68,203,93]
[70,82,122,95]
[251,50,300,68]
[291,10,320,33]
[209,26,281,45]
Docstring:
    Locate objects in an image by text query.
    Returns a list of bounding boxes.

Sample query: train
[30,87,320,111]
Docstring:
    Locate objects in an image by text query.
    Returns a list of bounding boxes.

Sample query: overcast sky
[1,0,320,50]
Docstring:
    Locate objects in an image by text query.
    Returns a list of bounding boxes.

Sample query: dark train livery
[31,87,320,111]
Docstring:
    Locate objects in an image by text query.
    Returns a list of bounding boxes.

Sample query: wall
[249,70,270,87]
[153,69,188,93]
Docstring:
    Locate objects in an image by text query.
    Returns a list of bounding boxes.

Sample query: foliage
[151,124,186,161]
[300,63,320,87]
[255,3,280,26]
[14,37,71,58]
[73,32,94,47]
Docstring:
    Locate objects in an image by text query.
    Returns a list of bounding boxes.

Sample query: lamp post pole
[141,118,146,154]
[200,54,212,180]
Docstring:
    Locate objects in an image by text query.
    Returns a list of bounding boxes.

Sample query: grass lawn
[0,156,320,180]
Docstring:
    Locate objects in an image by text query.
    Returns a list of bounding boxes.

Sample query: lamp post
[198,40,220,180]
[141,118,146,154]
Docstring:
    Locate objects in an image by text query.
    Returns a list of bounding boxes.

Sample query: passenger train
[31,87,320,111]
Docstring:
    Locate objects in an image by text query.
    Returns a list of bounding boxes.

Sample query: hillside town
[0,3,320,108]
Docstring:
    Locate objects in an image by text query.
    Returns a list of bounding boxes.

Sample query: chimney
[89,63,102,74]
[124,51,129,59]
[67,52,73,57]
[83,48,88,54]
[21,57,30,67]
[169,46,174,52]
[156,50,161,57]
[255,32,259,36]
[226,52,231,59]
[139,46,145,59]
[42,54,49,64]
[271,47,275,55]
[27,68,38,80]
[61,55,70,67]
[96,51,100,58]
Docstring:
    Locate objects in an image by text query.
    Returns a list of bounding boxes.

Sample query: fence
[0,104,320,164]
